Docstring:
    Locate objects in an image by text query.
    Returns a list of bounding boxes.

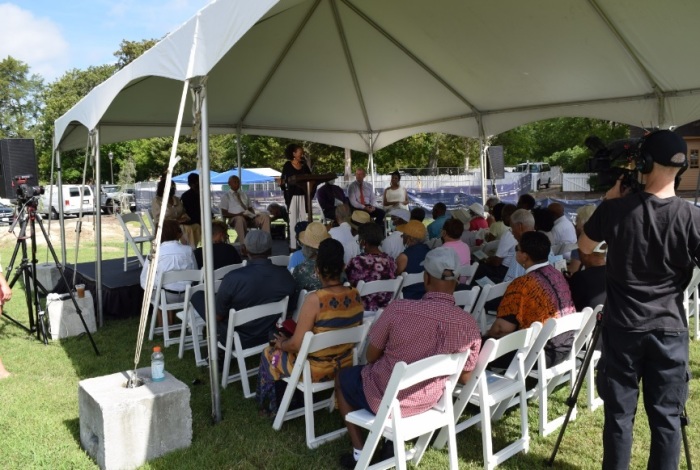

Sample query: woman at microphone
[279,143,312,251]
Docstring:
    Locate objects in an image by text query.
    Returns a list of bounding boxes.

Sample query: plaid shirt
[361,292,481,417]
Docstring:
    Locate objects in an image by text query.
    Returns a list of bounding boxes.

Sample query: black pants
[597,327,689,470]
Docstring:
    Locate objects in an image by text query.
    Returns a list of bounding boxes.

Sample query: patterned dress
[256,287,364,413]
[345,252,397,311]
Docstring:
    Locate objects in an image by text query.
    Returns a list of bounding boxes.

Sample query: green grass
[0,241,698,469]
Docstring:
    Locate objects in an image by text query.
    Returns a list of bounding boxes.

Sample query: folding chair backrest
[229,296,289,328]
[118,212,152,238]
[471,280,511,332]
[292,289,310,322]
[523,310,590,375]
[212,261,247,281]
[400,271,424,289]
[459,262,479,285]
[158,269,203,308]
[303,323,370,356]
[357,278,404,300]
[574,305,602,352]
[269,255,291,267]
[453,286,481,313]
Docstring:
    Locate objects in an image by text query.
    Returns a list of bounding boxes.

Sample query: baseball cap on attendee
[468,202,485,218]
[451,207,471,225]
[396,219,427,240]
[299,222,330,249]
[421,247,460,281]
[389,208,410,222]
[244,230,272,254]
[593,241,608,254]
[350,210,371,229]
[641,130,688,167]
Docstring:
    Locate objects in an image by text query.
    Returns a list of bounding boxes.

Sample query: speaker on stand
[0,139,39,201]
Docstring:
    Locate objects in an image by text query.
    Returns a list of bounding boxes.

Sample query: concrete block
[35,262,61,291]
[78,367,192,470]
[47,291,97,340]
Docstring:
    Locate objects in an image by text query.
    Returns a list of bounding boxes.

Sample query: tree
[0,56,43,139]
[115,39,159,69]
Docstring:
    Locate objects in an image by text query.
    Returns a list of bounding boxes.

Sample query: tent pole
[477,117,487,204]
[237,125,242,181]
[195,80,222,423]
[368,133,376,192]
[54,147,67,266]
[94,129,104,327]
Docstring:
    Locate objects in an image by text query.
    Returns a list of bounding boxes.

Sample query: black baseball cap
[641,130,688,167]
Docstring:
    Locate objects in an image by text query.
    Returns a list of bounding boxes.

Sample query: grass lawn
[0,242,698,469]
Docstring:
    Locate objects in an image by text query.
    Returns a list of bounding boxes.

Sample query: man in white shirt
[380,208,409,259]
[548,202,577,259]
[220,175,271,244]
[329,204,359,264]
[347,168,385,224]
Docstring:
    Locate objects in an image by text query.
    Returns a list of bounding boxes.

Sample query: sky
[0,0,211,82]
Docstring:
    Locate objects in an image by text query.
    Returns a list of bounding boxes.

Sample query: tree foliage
[0,56,43,139]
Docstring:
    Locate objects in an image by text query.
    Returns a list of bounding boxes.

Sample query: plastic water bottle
[151,346,165,382]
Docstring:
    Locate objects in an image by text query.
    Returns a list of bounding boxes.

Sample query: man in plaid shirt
[335,247,482,468]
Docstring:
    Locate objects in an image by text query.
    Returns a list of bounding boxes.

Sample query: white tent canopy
[55,0,700,154]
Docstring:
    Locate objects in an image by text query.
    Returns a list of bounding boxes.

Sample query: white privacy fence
[563,173,593,192]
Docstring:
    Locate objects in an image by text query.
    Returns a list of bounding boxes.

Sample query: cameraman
[579,130,700,469]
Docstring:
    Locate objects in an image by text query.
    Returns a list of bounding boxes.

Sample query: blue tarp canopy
[211,168,275,185]
[172,170,220,184]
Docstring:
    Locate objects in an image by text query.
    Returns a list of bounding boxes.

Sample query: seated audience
[532,207,555,243]
[335,247,482,469]
[329,205,359,264]
[292,222,330,292]
[380,208,410,259]
[567,241,607,311]
[472,207,529,284]
[256,238,363,416]
[346,223,397,311]
[140,220,196,326]
[396,220,430,299]
[347,168,385,225]
[410,207,426,222]
[517,193,536,210]
[441,218,471,284]
[267,202,289,241]
[548,202,577,259]
[427,202,450,239]
[486,231,576,368]
[191,230,296,348]
[467,203,489,231]
[193,220,242,269]
[220,175,271,245]
[568,204,597,273]
[485,202,507,241]
[287,222,309,271]
[485,195,501,225]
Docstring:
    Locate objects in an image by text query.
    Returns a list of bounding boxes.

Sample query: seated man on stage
[220,175,271,244]
[316,178,349,221]
[347,168,385,225]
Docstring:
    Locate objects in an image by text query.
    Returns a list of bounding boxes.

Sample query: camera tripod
[548,309,691,469]
[3,199,99,355]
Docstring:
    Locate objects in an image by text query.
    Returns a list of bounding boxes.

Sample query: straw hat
[350,210,371,229]
[451,207,471,225]
[298,221,330,249]
[397,219,427,241]
[468,202,485,218]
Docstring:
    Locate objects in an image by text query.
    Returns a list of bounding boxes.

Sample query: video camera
[584,136,643,194]
[13,174,44,204]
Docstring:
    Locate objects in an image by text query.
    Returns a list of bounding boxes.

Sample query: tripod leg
[681,408,692,470]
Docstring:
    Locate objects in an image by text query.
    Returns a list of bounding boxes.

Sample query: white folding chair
[220,296,289,398]
[453,286,481,314]
[272,324,370,449]
[577,304,604,410]
[434,324,542,470]
[346,351,471,470]
[399,271,424,299]
[684,267,700,340]
[356,277,404,314]
[459,262,479,285]
[525,309,593,436]
[269,255,291,267]
[292,288,310,322]
[211,261,247,281]
[116,212,154,271]
[176,280,223,367]
[147,269,201,347]
[470,280,511,334]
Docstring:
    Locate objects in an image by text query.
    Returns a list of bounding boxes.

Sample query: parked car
[101,185,136,214]
[0,202,14,224]
[514,162,552,189]
[38,185,95,219]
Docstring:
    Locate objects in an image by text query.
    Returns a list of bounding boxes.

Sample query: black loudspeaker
[0,139,39,199]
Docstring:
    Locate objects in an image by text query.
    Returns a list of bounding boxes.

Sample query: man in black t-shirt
[580,130,700,469]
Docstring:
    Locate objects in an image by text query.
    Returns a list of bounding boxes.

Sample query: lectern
[287,173,336,222]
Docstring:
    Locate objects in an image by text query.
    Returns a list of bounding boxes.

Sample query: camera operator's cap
[421,247,460,281]
[641,130,688,167]
[397,219,427,240]
[389,208,410,222]
[244,230,272,254]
